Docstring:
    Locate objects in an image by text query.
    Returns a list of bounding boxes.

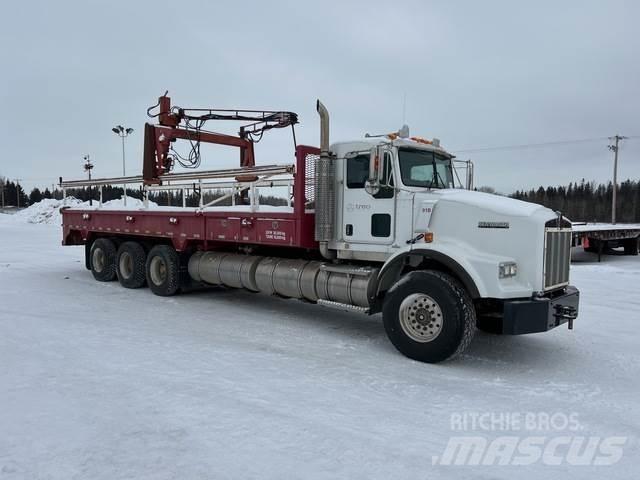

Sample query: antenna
[402,92,407,125]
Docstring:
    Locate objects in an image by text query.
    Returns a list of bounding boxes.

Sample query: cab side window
[346,152,394,195]
[346,155,370,188]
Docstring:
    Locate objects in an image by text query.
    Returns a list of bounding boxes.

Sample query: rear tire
[89,238,117,282]
[382,270,476,363]
[624,237,639,256]
[145,245,180,296]
[116,241,147,289]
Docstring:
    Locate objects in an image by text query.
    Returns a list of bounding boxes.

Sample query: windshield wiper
[433,163,446,189]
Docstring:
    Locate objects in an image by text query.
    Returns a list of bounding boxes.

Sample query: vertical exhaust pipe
[315,100,336,259]
[317,100,330,155]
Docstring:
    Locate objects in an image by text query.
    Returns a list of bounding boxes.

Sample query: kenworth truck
[60,94,579,363]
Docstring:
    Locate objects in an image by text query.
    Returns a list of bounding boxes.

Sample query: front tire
[89,238,117,282]
[145,245,180,296]
[382,270,476,363]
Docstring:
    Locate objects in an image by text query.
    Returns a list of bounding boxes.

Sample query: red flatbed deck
[61,145,320,252]
[62,206,317,251]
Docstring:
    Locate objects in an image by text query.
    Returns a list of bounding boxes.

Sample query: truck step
[317,299,370,314]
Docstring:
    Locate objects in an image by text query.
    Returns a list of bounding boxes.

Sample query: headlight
[499,262,517,279]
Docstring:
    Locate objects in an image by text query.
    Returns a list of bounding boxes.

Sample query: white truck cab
[329,136,563,300]
[314,101,579,362]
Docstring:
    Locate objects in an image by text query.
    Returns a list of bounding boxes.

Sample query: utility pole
[608,135,627,224]
[15,178,23,209]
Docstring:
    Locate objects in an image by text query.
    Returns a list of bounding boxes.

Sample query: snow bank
[73,196,158,211]
[10,196,158,225]
[12,198,83,224]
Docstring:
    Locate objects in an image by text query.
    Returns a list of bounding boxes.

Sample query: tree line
[0,179,30,207]
[512,178,640,223]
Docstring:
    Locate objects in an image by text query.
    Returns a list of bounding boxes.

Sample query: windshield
[398,148,453,189]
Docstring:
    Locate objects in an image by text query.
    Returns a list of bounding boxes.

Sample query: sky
[0,0,639,194]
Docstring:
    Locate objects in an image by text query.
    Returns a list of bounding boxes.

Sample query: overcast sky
[1,0,638,193]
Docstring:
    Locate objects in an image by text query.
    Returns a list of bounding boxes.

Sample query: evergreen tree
[29,188,43,204]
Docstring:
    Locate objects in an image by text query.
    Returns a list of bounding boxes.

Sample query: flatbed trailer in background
[572,223,640,261]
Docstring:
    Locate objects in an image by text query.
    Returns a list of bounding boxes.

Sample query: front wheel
[382,270,476,363]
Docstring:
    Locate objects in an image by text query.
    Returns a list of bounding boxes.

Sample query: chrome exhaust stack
[315,100,336,260]
[317,100,330,155]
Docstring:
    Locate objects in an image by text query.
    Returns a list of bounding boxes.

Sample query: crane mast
[143,92,298,184]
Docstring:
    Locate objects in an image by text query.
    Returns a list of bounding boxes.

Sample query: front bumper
[501,285,579,335]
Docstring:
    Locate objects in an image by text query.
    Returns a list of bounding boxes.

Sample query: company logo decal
[478,221,510,229]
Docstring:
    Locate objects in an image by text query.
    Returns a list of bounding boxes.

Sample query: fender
[376,247,482,299]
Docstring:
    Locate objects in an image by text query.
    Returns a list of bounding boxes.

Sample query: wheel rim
[399,293,443,343]
[92,248,105,273]
[149,256,167,285]
[119,252,133,279]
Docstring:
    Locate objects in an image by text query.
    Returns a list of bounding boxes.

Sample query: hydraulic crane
[143,92,298,184]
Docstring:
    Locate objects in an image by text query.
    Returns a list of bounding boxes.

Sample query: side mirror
[365,178,380,196]
[365,146,383,196]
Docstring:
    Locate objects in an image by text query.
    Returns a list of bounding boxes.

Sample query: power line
[452,135,640,154]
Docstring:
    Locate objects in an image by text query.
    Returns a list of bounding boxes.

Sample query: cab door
[342,148,396,245]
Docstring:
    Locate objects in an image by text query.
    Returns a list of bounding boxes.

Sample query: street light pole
[608,135,627,225]
[84,154,94,206]
[121,135,126,176]
[112,125,134,206]
[112,125,134,176]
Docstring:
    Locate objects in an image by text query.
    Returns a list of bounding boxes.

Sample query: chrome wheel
[92,248,105,273]
[149,256,167,286]
[399,293,443,343]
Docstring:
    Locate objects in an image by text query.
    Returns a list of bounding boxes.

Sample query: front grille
[544,228,572,290]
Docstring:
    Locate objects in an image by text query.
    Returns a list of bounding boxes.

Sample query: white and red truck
[60,94,579,363]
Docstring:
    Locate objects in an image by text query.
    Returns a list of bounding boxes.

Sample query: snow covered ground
[0,214,638,479]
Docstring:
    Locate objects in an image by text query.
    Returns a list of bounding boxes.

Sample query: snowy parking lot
[1,214,638,479]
